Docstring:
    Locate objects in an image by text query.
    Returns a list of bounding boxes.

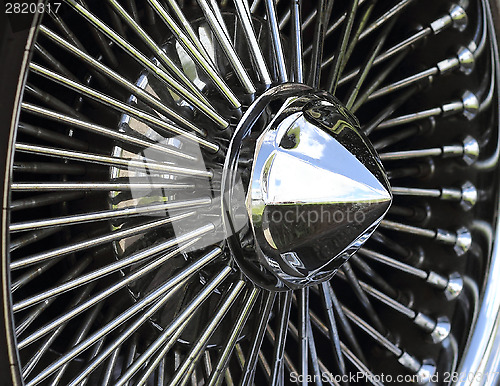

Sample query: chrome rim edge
[1,5,44,386]
[456,0,500,382]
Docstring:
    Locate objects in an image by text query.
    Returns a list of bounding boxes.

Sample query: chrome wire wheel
[1,0,500,385]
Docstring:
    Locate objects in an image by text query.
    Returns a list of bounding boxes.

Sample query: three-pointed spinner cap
[223,87,392,290]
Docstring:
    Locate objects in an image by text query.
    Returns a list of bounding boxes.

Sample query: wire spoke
[38,25,203,134]
[63,0,229,128]
[73,266,234,386]
[23,247,223,386]
[233,0,272,85]
[270,291,292,385]
[265,0,288,83]
[327,0,359,94]
[29,63,219,151]
[240,291,276,386]
[10,198,210,232]
[319,282,346,377]
[206,287,260,386]
[15,142,211,177]
[307,0,332,87]
[11,182,194,192]
[192,0,256,95]
[11,212,204,271]
[166,280,246,386]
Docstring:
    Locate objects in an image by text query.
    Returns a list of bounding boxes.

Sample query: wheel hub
[223,85,392,290]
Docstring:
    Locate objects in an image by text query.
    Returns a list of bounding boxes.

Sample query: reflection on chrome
[224,88,391,290]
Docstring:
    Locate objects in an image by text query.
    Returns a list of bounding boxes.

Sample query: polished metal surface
[224,89,391,289]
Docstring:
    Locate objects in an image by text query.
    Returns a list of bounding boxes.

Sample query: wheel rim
[4,0,500,384]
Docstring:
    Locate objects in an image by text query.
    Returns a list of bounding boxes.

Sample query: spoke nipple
[460,181,477,210]
[445,272,464,300]
[461,91,479,120]
[457,46,475,74]
[430,316,451,343]
[454,226,472,255]
[462,135,480,165]
[398,354,436,384]
[449,4,468,32]
[416,360,437,384]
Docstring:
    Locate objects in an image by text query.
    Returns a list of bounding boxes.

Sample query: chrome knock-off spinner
[223,86,392,290]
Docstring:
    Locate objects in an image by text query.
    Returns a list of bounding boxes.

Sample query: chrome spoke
[34,43,78,82]
[380,220,472,255]
[11,182,194,192]
[21,283,96,379]
[345,17,397,109]
[15,258,91,337]
[10,192,83,211]
[341,271,451,342]
[17,121,87,151]
[376,92,479,130]
[233,0,272,86]
[358,248,464,299]
[340,0,378,77]
[48,298,104,386]
[138,0,242,108]
[307,0,331,87]
[106,0,210,103]
[193,0,256,95]
[327,0,359,94]
[337,6,468,84]
[23,247,223,385]
[240,291,276,386]
[290,0,303,83]
[379,136,479,162]
[10,212,200,270]
[13,162,84,175]
[33,281,186,386]
[15,143,212,177]
[136,316,194,386]
[319,282,346,376]
[298,288,309,385]
[351,51,407,112]
[206,287,260,386]
[73,266,233,386]
[342,262,385,333]
[392,183,477,209]
[24,83,87,120]
[270,291,292,385]
[37,26,203,134]
[265,0,288,83]
[19,241,211,349]
[266,323,298,384]
[63,0,229,128]
[29,63,219,150]
[166,280,246,386]
[10,228,61,252]
[359,0,415,41]
[306,317,323,386]
[10,198,210,232]
[162,0,213,64]
[13,233,204,312]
